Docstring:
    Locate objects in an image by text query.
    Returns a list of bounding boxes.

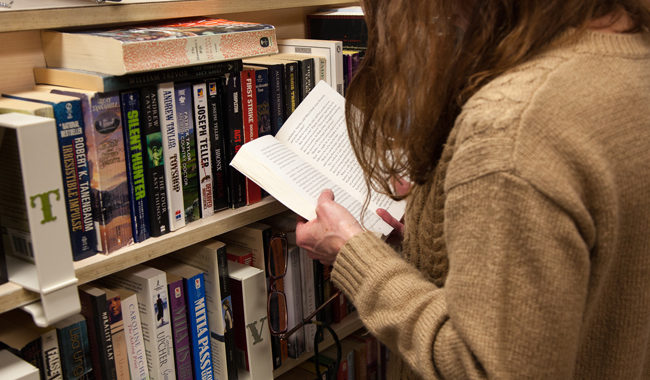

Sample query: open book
[230,81,405,236]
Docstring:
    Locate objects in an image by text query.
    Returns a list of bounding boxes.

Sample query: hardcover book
[174,82,201,223]
[151,257,214,380]
[44,86,134,254]
[192,81,214,219]
[230,81,405,236]
[120,90,151,243]
[1,91,98,261]
[278,38,345,96]
[33,60,245,93]
[101,265,176,380]
[157,81,186,231]
[170,240,237,380]
[205,76,230,212]
[78,284,116,380]
[239,68,262,205]
[41,17,278,76]
[140,86,170,237]
[228,261,273,380]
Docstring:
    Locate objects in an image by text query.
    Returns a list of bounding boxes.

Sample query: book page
[275,81,405,222]
[231,135,393,235]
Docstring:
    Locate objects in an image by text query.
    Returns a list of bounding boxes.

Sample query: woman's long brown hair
[346,0,650,203]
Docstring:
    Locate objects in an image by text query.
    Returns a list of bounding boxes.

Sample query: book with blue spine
[242,58,286,135]
[54,313,93,379]
[2,90,97,260]
[120,90,151,243]
[174,82,201,223]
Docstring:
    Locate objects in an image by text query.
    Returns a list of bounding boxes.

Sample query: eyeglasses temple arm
[278,289,343,341]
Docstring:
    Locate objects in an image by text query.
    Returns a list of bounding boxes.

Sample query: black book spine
[79,289,116,380]
[283,62,299,120]
[266,64,286,135]
[224,72,246,209]
[216,243,238,380]
[206,77,230,212]
[140,86,170,236]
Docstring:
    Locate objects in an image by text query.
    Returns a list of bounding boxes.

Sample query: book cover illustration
[153,290,170,329]
[120,90,151,243]
[174,82,200,223]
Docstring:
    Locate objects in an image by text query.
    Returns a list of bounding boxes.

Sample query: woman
[296,1,650,378]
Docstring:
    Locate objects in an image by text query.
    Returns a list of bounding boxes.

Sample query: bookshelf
[0,0,362,377]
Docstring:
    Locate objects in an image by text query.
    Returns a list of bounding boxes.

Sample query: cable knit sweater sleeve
[332,167,590,379]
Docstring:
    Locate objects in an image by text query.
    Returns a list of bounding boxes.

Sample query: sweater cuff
[331,231,400,301]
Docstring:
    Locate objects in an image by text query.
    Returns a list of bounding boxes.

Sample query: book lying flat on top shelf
[41,17,278,76]
[230,81,405,236]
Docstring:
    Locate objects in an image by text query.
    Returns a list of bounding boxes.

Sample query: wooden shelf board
[0,0,355,32]
[273,312,364,377]
[0,198,287,314]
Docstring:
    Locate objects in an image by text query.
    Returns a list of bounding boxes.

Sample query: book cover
[228,260,273,380]
[120,90,151,243]
[54,313,93,379]
[101,265,176,380]
[242,58,286,135]
[103,287,130,380]
[218,221,272,273]
[170,240,237,380]
[78,284,117,380]
[40,329,62,380]
[157,81,186,231]
[306,6,368,49]
[43,86,133,254]
[206,76,230,212]
[239,68,261,205]
[41,17,278,76]
[1,91,98,261]
[226,244,255,267]
[229,81,405,236]
[140,86,170,237]
[278,38,345,96]
[157,269,193,380]
[174,82,201,223]
[224,72,246,209]
[103,285,149,380]
[33,60,245,93]
[191,81,214,219]
[0,349,40,380]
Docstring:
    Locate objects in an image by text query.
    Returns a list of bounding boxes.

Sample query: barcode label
[2,227,34,262]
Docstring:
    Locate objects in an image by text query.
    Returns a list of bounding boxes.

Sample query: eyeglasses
[266,233,343,376]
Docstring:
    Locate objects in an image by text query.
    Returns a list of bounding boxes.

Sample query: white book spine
[103,267,176,380]
[192,82,214,219]
[299,249,317,353]
[122,293,149,380]
[157,82,185,231]
[171,242,230,380]
[40,329,62,380]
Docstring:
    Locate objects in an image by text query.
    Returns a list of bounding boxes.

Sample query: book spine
[258,63,285,135]
[300,253,317,353]
[216,244,238,380]
[184,273,214,380]
[302,58,316,99]
[285,245,305,359]
[191,82,214,219]
[78,288,116,380]
[40,329,63,380]
[120,90,151,243]
[239,69,261,205]
[157,82,186,231]
[224,72,246,208]
[119,29,276,74]
[57,318,93,379]
[168,278,193,380]
[87,92,133,253]
[284,62,299,119]
[121,293,149,380]
[174,82,201,224]
[50,98,97,260]
[206,77,230,212]
[140,86,169,237]
[253,68,272,138]
[105,293,130,380]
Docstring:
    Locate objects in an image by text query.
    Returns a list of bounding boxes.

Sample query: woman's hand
[295,189,364,266]
[376,176,410,246]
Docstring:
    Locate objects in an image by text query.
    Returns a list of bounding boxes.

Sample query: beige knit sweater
[332,29,650,379]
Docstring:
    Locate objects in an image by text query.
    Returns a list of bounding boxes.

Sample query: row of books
[0,35,356,264]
